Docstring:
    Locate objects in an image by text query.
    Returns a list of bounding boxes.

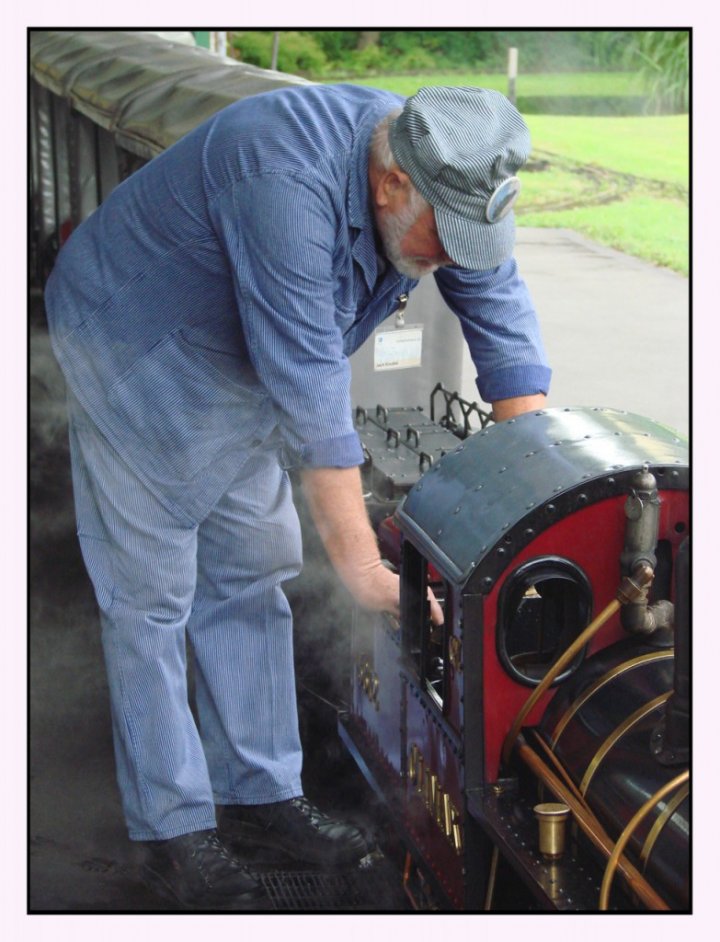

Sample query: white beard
[376,194,440,280]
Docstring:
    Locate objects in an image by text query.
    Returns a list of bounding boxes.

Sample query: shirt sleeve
[433,258,552,403]
[209,171,365,469]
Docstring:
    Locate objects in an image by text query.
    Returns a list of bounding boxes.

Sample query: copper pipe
[598,771,689,911]
[402,851,420,910]
[530,729,589,810]
[515,737,669,911]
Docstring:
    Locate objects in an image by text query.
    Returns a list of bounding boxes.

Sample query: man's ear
[374,168,412,209]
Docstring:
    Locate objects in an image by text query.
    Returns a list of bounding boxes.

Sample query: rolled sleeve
[210,173,363,468]
[434,258,552,403]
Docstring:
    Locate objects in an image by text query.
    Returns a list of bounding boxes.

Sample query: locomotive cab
[340,404,689,911]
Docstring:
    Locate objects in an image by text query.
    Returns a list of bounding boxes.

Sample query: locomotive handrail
[598,771,689,911]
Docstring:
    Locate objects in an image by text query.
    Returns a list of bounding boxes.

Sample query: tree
[628,30,689,113]
[356,31,380,50]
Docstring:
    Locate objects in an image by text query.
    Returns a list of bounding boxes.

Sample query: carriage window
[497,557,593,687]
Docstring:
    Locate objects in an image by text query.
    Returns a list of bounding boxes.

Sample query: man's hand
[300,466,443,625]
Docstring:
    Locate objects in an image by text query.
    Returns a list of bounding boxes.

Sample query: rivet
[524,528,535,537]
[454,506,461,514]
[578,494,588,504]
[482,577,493,589]
[497,547,506,556]
[546,504,556,514]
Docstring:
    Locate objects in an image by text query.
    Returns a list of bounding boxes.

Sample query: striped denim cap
[389,86,531,270]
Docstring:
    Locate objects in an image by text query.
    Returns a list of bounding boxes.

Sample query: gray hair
[370,108,430,215]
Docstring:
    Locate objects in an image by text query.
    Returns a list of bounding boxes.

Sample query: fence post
[508,47,518,105]
[271,32,280,70]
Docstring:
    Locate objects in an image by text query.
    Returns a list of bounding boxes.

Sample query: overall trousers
[67,389,305,841]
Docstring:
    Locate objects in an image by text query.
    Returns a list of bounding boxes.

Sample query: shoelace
[287,797,327,830]
[190,832,246,875]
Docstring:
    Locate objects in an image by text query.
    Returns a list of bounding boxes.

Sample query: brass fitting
[617,562,655,606]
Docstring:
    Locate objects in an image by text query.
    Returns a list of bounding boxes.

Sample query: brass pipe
[484,845,500,911]
[502,566,654,768]
[515,737,669,911]
[502,598,621,766]
[640,782,689,869]
[598,771,689,911]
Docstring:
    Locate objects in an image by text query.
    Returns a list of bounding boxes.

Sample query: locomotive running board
[467,785,606,911]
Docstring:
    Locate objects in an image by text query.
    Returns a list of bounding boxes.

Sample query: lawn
[349,72,644,98]
[339,74,689,275]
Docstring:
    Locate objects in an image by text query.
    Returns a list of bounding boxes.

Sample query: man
[44,83,550,907]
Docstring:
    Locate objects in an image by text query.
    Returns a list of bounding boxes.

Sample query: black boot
[141,828,266,907]
[219,797,368,867]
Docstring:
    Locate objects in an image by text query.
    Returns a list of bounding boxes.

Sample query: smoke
[29,299,77,543]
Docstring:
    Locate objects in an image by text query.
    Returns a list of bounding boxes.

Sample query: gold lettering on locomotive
[408,745,463,854]
[357,657,380,709]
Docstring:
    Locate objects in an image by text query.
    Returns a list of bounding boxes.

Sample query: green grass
[520,197,689,275]
[346,72,643,98]
[518,114,688,274]
[336,73,689,275]
[525,115,688,186]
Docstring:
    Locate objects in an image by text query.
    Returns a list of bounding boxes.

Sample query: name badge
[373,294,423,372]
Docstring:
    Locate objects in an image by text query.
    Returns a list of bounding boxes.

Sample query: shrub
[230,30,327,76]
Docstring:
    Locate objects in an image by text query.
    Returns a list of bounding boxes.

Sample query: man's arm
[300,466,400,615]
[492,393,547,422]
[300,466,444,624]
[434,260,552,407]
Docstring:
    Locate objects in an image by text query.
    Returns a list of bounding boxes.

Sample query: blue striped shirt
[45,83,550,502]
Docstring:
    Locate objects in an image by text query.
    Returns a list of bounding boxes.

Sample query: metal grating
[260,865,406,912]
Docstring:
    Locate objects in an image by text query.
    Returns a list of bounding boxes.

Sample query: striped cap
[389,86,531,270]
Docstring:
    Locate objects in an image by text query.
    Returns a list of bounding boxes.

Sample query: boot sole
[221,820,368,868]
[141,863,268,909]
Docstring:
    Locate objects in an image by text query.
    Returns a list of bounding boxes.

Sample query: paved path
[473,227,690,437]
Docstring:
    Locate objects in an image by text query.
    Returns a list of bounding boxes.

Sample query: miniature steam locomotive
[339,388,689,911]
